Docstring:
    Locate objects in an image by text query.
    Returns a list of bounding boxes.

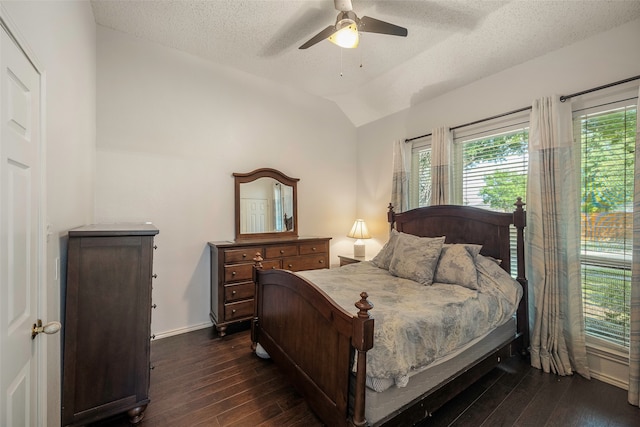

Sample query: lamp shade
[347,219,371,240]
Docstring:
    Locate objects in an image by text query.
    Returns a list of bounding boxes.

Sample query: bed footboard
[252,255,373,427]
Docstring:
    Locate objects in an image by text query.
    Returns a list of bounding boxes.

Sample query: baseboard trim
[586,342,629,390]
[153,322,211,340]
[589,370,629,390]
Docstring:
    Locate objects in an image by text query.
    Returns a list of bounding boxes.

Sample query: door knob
[31,319,61,339]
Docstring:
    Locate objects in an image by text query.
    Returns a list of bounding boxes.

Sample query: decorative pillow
[434,244,482,290]
[476,254,522,307]
[484,255,503,265]
[370,228,400,270]
[456,243,482,258]
[388,234,445,285]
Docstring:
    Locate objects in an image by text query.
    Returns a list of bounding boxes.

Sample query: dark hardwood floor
[90,325,639,427]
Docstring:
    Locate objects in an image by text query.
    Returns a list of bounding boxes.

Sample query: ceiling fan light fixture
[328,22,359,48]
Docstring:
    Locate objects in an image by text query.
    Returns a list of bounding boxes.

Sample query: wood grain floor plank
[144,368,283,424]
[258,400,323,427]
[511,371,573,427]
[543,374,639,427]
[449,381,514,426]
[88,327,640,427]
[480,368,550,427]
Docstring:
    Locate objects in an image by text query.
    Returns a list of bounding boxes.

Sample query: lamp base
[354,241,365,258]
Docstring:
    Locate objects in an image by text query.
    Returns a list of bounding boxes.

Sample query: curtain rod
[405,74,640,143]
[559,74,640,102]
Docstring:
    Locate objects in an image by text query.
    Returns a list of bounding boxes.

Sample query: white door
[240,198,270,233]
[0,24,44,427]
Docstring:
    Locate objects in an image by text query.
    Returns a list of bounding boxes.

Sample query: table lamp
[347,219,371,257]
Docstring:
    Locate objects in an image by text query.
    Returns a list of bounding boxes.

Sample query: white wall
[357,18,640,251]
[95,27,357,337]
[0,1,96,426]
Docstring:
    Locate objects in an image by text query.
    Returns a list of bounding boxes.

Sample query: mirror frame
[234,168,299,241]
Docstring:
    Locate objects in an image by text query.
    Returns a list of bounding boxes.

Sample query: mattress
[298,261,522,388]
[365,317,517,426]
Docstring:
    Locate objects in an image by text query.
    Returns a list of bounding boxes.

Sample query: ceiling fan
[299,0,408,49]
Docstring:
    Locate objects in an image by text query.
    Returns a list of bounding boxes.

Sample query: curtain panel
[430,127,453,205]
[527,96,590,378]
[391,139,409,213]
[629,88,640,406]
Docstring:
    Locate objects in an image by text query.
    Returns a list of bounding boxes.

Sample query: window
[452,125,529,211]
[410,138,431,208]
[409,116,529,211]
[576,99,637,349]
[454,121,529,275]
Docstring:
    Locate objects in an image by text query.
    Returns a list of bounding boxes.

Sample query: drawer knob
[153,245,158,250]
[150,334,156,340]
[319,260,324,264]
[152,274,158,279]
[232,309,236,314]
[152,304,157,309]
[232,271,236,276]
[312,247,317,251]
[280,249,285,254]
[288,264,293,268]
[232,290,237,295]
[242,253,247,258]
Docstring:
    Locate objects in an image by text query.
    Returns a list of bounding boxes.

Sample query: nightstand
[338,255,369,266]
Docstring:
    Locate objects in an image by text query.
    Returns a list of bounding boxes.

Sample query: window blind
[452,116,529,211]
[576,99,637,348]
[410,137,432,208]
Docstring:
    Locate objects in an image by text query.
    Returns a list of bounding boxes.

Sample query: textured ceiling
[91,0,640,127]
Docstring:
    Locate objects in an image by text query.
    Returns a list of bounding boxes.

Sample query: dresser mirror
[234,168,299,240]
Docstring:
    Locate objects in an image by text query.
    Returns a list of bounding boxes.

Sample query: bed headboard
[388,199,526,276]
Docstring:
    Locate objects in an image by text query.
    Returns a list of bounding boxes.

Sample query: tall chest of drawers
[62,224,158,426]
[208,236,331,336]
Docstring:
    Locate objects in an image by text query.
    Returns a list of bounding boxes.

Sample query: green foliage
[463,131,528,211]
[480,171,527,211]
[417,150,431,206]
[464,131,528,168]
[463,107,636,214]
[580,108,636,213]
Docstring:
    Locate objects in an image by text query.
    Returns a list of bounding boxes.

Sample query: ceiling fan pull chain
[340,48,343,77]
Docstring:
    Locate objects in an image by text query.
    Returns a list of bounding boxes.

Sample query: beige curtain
[628,88,640,405]
[391,139,409,213]
[527,96,590,378]
[431,127,452,205]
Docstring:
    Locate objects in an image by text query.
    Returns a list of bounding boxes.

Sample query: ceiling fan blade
[299,25,338,49]
[359,16,408,37]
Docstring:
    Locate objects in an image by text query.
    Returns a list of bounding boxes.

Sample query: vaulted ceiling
[91,0,640,126]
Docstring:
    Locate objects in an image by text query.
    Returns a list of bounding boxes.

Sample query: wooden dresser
[62,224,158,426]
[208,236,331,336]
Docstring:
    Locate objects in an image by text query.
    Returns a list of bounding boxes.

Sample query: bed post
[513,198,529,355]
[251,253,264,351]
[388,203,395,232]
[351,292,374,427]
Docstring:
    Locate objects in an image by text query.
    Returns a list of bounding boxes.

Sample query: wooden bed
[251,199,528,427]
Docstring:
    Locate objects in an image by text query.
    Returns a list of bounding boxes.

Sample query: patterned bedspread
[298,261,522,388]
